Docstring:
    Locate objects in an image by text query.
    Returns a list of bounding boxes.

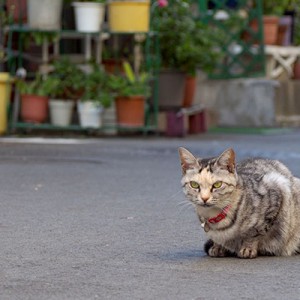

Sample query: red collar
[208,205,231,224]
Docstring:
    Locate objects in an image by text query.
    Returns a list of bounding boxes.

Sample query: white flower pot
[102,102,117,135]
[72,2,105,32]
[49,99,74,126]
[77,101,103,128]
[27,0,63,30]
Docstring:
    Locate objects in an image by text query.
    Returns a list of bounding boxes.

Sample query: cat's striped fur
[179,147,300,258]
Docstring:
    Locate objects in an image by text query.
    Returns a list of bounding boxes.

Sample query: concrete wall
[193,75,280,127]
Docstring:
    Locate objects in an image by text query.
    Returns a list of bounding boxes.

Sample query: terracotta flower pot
[115,96,145,127]
[263,16,279,45]
[182,75,197,108]
[102,59,123,74]
[246,16,279,45]
[21,94,48,123]
[293,60,300,79]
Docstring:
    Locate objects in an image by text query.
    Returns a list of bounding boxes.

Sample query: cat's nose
[202,196,209,203]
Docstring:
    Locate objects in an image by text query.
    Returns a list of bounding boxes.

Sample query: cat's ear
[178,147,199,174]
[216,148,236,173]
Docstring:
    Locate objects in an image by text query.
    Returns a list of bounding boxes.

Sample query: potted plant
[108,61,151,127]
[27,0,63,30]
[0,8,13,134]
[0,73,13,135]
[77,64,113,128]
[16,74,56,123]
[47,58,85,126]
[262,0,290,45]
[108,0,150,32]
[72,0,106,32]
[152,0,224,108]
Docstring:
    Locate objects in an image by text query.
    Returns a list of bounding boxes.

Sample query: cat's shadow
[159,248,207,262]
[158,247,239,262]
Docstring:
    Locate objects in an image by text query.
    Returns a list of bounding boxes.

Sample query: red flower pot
[21,94,49,123]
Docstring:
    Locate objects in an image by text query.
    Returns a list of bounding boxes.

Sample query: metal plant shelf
[11,122,158,133]
[6,25,160,135]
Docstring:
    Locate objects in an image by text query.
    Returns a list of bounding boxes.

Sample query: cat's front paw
[204,240,227,257]
[238,247,258,259]
[209,244,227,257]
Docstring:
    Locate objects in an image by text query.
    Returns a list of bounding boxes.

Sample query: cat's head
[178,147,238,208]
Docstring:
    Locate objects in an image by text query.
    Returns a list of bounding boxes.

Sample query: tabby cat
[178,147,300,258]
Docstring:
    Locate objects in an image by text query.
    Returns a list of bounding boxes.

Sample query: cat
[178,147,300,258]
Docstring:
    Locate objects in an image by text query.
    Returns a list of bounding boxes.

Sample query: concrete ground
[0,131,300,300]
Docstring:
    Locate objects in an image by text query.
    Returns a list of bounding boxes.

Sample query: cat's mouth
[198,202,214,208]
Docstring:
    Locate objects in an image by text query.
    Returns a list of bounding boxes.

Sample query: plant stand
[265,45,300,79]
[6,25,160,135]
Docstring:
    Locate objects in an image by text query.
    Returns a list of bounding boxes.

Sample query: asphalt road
[0,132,300,300]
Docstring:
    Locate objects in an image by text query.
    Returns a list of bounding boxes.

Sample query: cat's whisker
[176,200,189,207]
[177,201,194,214]
[171,189,183,198]
[166,189,183,202]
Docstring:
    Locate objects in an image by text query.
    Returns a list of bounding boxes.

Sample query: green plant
[152,0,224,76]
[263,0,290,15]
[48,58,85,100]
[80,64,113,108]
[16,74,59,96]
[108,61,151,97]
[30,32,59,46]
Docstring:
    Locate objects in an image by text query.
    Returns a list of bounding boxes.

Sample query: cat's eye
[190,181,200,189]
[213,181,223,189]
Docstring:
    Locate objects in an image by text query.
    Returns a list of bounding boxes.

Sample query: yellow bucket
[0,73,13,135]
[108,1,150,32]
